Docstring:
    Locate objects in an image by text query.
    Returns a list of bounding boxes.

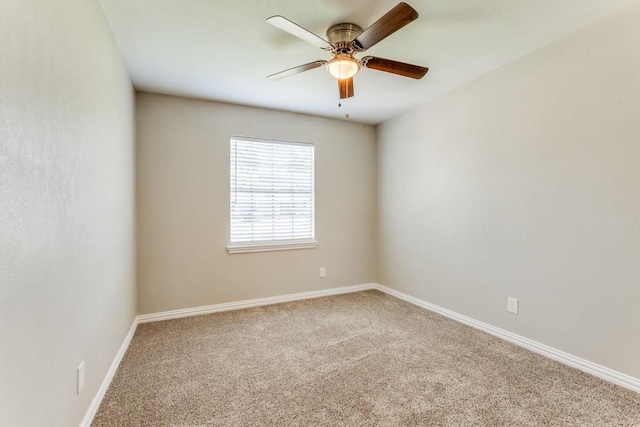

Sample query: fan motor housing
[326,23,363,53]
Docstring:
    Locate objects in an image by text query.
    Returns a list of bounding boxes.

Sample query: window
[227,137,316,253]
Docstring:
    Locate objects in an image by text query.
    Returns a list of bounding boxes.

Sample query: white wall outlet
[507,297,519,314]
[77,361,85,395]
[319,267,326,278]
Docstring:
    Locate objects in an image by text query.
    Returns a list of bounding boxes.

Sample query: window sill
[227,239,318,254]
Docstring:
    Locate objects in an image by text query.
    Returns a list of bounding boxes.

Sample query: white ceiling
[100,0,637,124]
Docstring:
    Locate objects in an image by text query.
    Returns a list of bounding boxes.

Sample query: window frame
[226,136,317,254]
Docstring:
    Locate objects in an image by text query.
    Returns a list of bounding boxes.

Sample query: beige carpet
[93,290,640,426]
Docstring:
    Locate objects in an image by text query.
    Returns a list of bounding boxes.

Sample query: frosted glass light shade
[326,56,360,79]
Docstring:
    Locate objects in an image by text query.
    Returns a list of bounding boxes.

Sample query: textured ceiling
[100,0,638,124]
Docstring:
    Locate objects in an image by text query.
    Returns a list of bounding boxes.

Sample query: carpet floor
[92,290,640,426]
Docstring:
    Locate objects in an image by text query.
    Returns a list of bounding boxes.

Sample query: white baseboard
[81,282,639,425]
[80,319,138,427]
[136,283,378,323]
[375,284,640,394]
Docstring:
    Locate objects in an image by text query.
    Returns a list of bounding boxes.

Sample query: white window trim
[228,136,316,254]
[226,239,318,254]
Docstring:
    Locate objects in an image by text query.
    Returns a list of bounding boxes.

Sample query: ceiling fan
[266,2,428,99]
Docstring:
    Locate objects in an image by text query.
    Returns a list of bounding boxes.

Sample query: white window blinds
[229,138,315,249]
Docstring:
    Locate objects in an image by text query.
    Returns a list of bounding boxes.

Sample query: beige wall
[377,4,640,379]
[136,93,376,314]
[0,0,136,425]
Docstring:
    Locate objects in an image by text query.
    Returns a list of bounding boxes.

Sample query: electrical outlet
[319,267,326,278]
[77,361,85,395]
[507,297,519,314]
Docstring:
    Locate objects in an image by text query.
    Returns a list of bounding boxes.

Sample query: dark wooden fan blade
[338,77,354,99]
[361,56,428,79]
[353,2,418,51]
[267,16,332,50]
[267,61,327,81]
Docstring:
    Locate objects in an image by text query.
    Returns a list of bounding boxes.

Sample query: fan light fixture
[266,3,428,99]
[326,55,360,79]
